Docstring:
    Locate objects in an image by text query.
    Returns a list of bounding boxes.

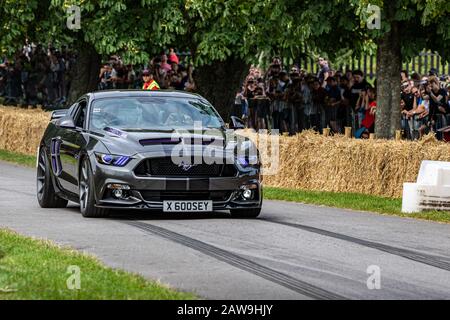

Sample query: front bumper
[97,189,261,210]
[90,155,262,211]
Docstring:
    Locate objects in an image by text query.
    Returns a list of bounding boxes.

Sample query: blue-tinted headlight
[101,154,113,164]
[236,155,259,169]
[237,156,249,167]
[95,153,130,167]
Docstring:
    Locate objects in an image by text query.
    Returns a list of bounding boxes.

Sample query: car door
[57,98,88,195]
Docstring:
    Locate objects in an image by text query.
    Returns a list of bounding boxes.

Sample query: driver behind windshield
[163,103,193,127]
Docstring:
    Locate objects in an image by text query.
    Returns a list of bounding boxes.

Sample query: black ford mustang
[37,90,262,218]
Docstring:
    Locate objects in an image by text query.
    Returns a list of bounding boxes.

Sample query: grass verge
[264,187,450,224]
[0,229,196,300]
[0,149,36,167]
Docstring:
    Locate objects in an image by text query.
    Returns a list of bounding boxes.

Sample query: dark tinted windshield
[90,97,223,131]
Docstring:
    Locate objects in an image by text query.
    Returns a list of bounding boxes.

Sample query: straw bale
[0,106,50,155]
[240,130,450,198]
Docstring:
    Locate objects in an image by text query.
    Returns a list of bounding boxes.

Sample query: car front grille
[134,157,237,177]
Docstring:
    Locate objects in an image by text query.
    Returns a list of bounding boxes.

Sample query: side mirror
[57,116,76,129]
[51,109,68,121]
[229,116,245,130]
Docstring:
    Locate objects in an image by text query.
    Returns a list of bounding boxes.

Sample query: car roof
[89,89,204,100]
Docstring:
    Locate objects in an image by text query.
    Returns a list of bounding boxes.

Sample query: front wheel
[230,208,261,218]
[37,148,68,208]
[79,158,109,218]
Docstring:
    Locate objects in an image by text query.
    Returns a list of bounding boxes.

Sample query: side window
[74,101,87,128]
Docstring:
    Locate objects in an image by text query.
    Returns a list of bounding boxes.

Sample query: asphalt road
[1,161,450,300]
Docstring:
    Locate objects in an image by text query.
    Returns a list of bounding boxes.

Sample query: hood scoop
[139,137,224,146]
[139,138,181,146]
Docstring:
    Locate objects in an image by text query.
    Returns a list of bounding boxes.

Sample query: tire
[37,148,68,208]
[230,208,261,218]
[79,158,109,218]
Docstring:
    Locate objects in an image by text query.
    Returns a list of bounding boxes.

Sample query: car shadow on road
[65,203,232,221]
[109,210,232,221]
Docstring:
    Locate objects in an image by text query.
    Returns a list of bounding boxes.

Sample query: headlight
[236,154,259,170]
[95,153,131,167]
[235,139,259,171]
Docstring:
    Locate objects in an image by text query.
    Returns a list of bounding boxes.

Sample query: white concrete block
[402,161,450,213]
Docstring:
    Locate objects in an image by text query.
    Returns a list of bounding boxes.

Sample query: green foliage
[0,0,39,56]
[269,0,450,62]
[1,0,449,66]
[358,0,450,61]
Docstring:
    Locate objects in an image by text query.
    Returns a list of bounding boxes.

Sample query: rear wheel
[230,208,261,218]
[37,148,68,208]
[79,158,109,218]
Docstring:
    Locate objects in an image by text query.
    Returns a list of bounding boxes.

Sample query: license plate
[163,200,213,212]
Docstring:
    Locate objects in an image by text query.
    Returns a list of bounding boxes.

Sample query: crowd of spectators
[1,43,449,141]
[233,57,450,140]
[400,69,450,140]
[0,40,75,109]
[0,43,196,109]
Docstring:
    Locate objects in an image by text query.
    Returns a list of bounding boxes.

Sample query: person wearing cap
[142,69,160,90]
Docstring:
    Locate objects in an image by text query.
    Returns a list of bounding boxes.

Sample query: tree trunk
[195,57,249,121]
[374,6,402,139]
[67,42,101,105]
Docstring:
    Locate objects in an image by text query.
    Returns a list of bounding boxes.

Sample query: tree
[371,0,450,138]
[1,0,190,104]
[1,0,449,134]
[49,0,185,103]
[1,0,286,117]
[178,0,294,117]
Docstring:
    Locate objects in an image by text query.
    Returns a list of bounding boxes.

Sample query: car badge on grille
[178,161,197,172]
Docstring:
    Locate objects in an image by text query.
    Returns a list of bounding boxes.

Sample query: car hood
[91,127,250,157]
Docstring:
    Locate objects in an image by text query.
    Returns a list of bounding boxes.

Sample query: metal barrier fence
[290,52,449,79]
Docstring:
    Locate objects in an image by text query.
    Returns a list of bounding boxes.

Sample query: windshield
[89,97,223,131]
